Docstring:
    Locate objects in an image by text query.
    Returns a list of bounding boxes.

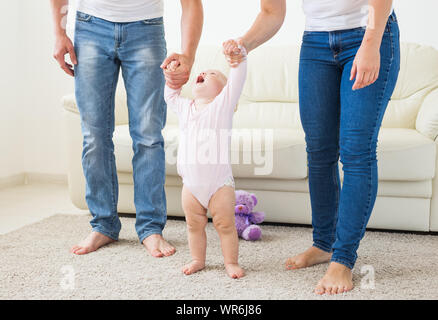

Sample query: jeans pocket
[142,17,164,25]
[76,11,92,22]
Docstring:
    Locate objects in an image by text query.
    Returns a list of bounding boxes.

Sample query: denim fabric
[299,12,400,269]
[74,11,167,243]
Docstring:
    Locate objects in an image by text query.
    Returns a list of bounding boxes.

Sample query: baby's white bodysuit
[164,59,247,208]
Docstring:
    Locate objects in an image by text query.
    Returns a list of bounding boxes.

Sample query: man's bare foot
[315,262,354,295]
[182,260,205,275]
[70,231,115,255]
[225,263,245,279]
[285,246,332,270]
[142,234,176,258]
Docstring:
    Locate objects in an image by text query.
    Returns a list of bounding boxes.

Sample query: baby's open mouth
[196,75,205,84]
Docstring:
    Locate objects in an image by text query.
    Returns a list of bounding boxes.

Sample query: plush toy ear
[250,194,258,206]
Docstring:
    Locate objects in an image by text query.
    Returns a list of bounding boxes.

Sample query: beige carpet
[1,214,437,300]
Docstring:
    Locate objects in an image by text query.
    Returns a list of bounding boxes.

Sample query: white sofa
[63,43,438,232]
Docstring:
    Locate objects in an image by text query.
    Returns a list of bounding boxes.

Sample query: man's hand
[53,34,77,77]
[161,53,193,89]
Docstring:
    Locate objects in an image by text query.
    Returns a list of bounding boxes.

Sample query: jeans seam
[108,66,118,222]
[138,229,163,244]
[313,242,332,253]
[355,25,395,255]
[331,257,354,269]
[92,226,119,241]
[330,163,339,244]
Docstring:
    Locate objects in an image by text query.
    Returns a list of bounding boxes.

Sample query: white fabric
[163,58,247,208]
[351,128,435,181]
[76,0,163,22]
[416,89,438,140]
[302,0,393,31]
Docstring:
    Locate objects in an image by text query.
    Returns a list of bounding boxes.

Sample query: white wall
[0,2,24,178]
[1,0,438,179]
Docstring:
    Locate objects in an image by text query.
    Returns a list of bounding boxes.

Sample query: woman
[224,0,400,294]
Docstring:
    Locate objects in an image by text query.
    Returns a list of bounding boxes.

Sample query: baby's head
[192,69,227,101]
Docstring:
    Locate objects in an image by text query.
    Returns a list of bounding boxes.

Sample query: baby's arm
[164,85,189,117]
[220,44,248,112]
[164,60,191,116]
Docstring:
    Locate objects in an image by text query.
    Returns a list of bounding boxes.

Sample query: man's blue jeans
[299,12,400,269]
[74,11,167,243]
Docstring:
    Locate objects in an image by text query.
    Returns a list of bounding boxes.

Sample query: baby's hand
[166,60,180,72]
[223,39,247,68]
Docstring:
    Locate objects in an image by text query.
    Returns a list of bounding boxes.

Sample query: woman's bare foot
[142,234,176,258]
[225,263,245,279]
[286,246,332,270]
[315,262,354,295]
[182,260,205,275]
[70,231,115,255]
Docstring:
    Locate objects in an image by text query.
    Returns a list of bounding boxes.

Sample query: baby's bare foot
[182,260,205,275]
[142,234,176,258]
[225,263,245,279]
[70,231,115,255]
[315,262,354,295]
[285,246,332,270]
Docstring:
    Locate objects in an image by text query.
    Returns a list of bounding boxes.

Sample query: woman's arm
[224,0,286,65]
[350,0,394,90]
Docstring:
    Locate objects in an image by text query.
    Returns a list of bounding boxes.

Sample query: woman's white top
[303,0,394,31]
[76,0,163,23]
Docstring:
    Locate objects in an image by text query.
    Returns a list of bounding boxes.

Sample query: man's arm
[161,0,204,89]
[50,0,77,76]
[224,0,286,65]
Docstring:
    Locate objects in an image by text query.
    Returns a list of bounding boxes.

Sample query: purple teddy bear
[235,190,265,241]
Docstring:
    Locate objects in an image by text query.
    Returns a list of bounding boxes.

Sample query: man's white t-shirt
[303,0,394,31]
[76,0,164,23]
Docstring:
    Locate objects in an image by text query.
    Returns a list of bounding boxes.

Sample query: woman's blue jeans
[74,12,167,243]
[298,12,400,269]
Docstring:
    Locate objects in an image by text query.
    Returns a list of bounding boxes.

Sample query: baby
[164,40,247,279]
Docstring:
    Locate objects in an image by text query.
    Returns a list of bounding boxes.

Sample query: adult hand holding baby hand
[161,53,194,89]
[223,39,247,68]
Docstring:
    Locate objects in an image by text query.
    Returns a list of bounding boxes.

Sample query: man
[50,0,203,257]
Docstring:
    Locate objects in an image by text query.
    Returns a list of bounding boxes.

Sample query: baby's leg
[209,186,245,279]
[181,185,208,275]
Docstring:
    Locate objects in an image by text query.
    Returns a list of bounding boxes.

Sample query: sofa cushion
[375,128,436,181]
[114,126,435,182]
[114,125,308,179]
[339,128,436,181]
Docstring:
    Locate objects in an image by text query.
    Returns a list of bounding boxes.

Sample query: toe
[315,283,325,295]
[70,245,80,253]
[151,249,164,257]
[164,247,176,256]
[338,286,344,294]
[74,247,89,255]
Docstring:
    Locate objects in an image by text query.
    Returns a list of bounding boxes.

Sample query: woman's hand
[350,42,381,90]
[223,38,247,67]
[161,53,194,89]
